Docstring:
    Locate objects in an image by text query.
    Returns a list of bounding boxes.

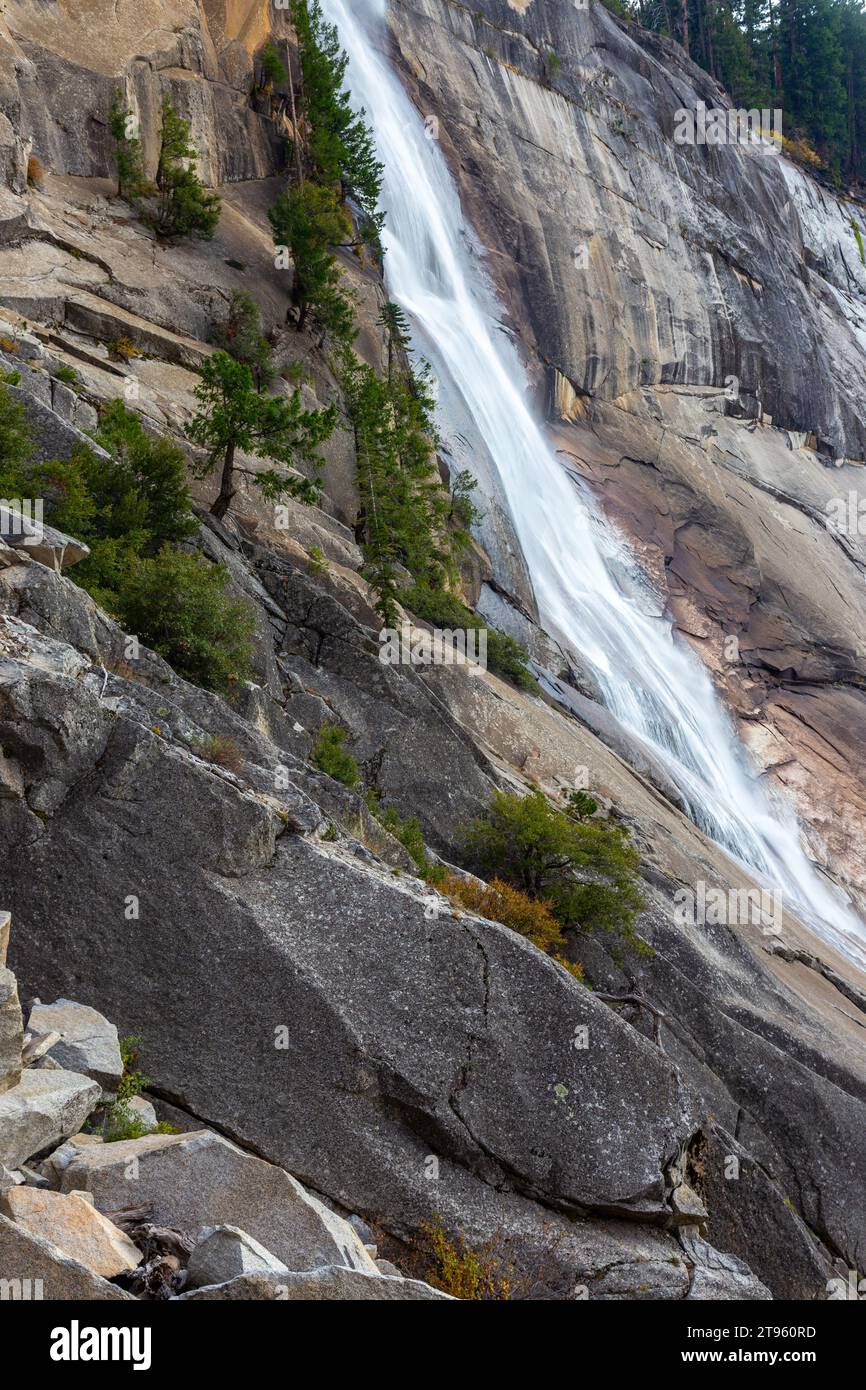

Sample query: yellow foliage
[108,335,140,362]
[443,874,563,954]
[418,1221,513,1300]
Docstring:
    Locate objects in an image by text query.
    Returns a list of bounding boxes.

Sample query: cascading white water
[321,0,866,967]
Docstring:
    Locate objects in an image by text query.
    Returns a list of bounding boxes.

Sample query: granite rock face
[0,559,858,1298]
[386,0,866,923]
[0,0,864,1303]
[0,0,284,186]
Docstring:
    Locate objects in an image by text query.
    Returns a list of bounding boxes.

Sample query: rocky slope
[0,920,448,1299]
[0,0,864,1300]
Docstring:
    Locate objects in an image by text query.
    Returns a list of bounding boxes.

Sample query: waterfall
[320,0,866,967]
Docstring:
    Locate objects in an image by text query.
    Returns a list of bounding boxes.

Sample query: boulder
[0,1212,135,1300]
[0,503,90,571]
[0,1068,100,1170]
[128,1095,158,1130]
[186,1224,289,1288]
[60,1130,379,1275]
[27,999,122,1096]
[1,1186,141,1277]
[682,1231,772,1300]
[176,1264,453,1301]
[40,1131,103,1187]
[0,965,23,1094]
[0,1164,23,1194]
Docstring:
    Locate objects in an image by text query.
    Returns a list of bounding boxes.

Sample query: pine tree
[154,95,222,240]
[289,0,384,244]
[184,351,336,520]
[259,42,288,91]
[108,91,150,202]
[342,313,452,623]
[211,290,274,392]
[269,183,355,338]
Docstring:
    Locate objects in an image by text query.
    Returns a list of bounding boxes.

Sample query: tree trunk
[211,441,236,520]
[285,40,304,187]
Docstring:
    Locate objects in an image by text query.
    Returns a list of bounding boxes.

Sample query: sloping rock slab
[60,1130,378,1275]
[176,1264,453,1301]
[0,1212,135,1300]
[682,1230,772,1300]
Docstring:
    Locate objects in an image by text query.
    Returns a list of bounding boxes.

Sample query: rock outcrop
[0,915,448,1299]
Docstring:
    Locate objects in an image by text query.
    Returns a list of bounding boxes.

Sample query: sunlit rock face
[388,0,866,914]
[0,0,285,184]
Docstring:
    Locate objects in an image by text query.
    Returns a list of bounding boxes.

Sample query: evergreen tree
[108,91,150,201]
[211,290,274,392]
[342,312,452,623]
[289,0,384,243]
[259,42,288,90]
[269,183,355,338]
[154,95,221,239]
[185,350,336,520]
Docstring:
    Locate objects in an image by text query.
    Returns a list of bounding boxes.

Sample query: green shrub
[114,548,256,694]
[19,400,198,608]
[459,789,647,954]
[365,788,445,882]
[312,722,360,786]
[101,1036,178,1142]
[401,582,538,692]
[0,381,32,486]
[0,390,254,695]
[54,363,79,385]
[485,629,539,692]
[308,545,329,575]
